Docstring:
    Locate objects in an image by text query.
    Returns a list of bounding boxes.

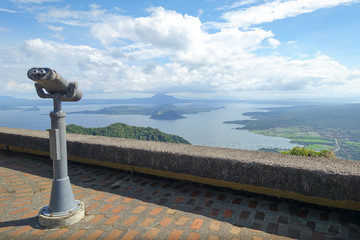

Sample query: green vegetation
[66,123,191,144]
[224,104,360,160]
[71,104,223,120]
[282,146,336,158]
[150,110,186,120]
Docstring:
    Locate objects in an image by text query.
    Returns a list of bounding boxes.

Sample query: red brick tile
[230,226,242,235]
[12,201,31,208]
[140,217,155,227]
[204,200,214,207]
[160,217,173,227]
[13,184,30,189]
[104,230,123,240]
[223,209,233,218]
[106,195,121,202]
[122,216,138,226]
[0,197,11,201]
[248,201,258,208]
[111,205,125,214]
[93,193,107,200]
[143,228,160,240]
[69,229,86,240]
[122,197,133,203]
[175,217,190,226]
[15,188,32,193]
[105,215,121,225]
[174,196,186,203]
[0,226,12,233]
[86,230,104,240]
[232,198,243,204]
[8,225,32,237]
[217,194,226,201]
[149,207,163,215]
[254,212,265,221]
[120,230,139,240]
[205,191,214,198]
[99,204,114,212]
[20,209,39,219]
[86,203,99,212]
[31,228,46,236]
[239,211,250,220]
[299,210,309,218]
[41,193,51,199]
[208,236,219,240]
[10,207,30,215]
[168,230,183,240]
[133,205,147,214]
[89,214,105,224]
[187,232,201,240]
[209,220,221,231]
[190,191,201,197]
[190,219,204,230]
[210,208,220,216]
[48,228,68,239]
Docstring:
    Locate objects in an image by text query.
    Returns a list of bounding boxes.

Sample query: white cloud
[222,0,360,28]
[216,0,259,11]
[0,8,17,13]
[2,4,360,99]
[91,7,204,50]
[47,25,63,32]
[37,6,107,26]
[10,0,59,4]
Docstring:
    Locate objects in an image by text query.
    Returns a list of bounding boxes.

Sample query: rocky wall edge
[0,127,359,211]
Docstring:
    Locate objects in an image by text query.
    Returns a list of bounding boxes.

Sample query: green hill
[150,110,186,120]
[66,123,191,144]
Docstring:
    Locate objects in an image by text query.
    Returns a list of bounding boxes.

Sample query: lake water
[0,102,297,150]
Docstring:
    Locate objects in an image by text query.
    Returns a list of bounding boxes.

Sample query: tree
[282,147,336,158]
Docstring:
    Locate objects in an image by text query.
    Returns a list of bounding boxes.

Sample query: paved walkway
[0,151,359,240]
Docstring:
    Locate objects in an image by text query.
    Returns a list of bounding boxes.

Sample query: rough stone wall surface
[0,127,359,205]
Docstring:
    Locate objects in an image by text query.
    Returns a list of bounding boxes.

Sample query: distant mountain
[0,96,43,107]
[70,104,223,120]
[78,93,188,105]
[129,93,185,104]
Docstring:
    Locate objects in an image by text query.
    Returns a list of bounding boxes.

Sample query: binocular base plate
[38,201,85,228]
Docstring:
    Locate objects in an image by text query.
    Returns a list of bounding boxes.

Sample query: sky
[1,0,360,100]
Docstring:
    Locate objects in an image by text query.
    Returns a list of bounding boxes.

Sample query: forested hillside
[66,123,191,144]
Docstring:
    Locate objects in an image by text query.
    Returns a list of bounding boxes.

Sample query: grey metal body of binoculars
[27,68,82,101]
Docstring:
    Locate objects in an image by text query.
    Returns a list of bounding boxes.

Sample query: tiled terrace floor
[0,151,360,240]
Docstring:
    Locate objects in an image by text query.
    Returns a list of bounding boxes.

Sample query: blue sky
[1,0,360,99]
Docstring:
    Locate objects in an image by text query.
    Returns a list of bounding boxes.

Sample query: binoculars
[27,68,82,101]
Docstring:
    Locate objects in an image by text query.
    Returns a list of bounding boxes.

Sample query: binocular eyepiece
[28,68,82,102]
[31,68,47,76]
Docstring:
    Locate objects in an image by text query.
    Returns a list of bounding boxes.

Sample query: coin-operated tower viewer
[28,68,85,228]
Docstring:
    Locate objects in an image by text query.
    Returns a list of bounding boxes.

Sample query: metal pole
[44,94,80,214]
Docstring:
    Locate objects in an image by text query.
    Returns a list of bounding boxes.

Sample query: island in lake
[224,104,360,161]
[70,104,224,120]
[66,122,190,144]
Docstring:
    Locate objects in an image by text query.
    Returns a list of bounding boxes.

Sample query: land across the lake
[70,104,224,120]
[224,104,360,160]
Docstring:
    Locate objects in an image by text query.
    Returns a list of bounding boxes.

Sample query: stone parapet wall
[1,127,359,211]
